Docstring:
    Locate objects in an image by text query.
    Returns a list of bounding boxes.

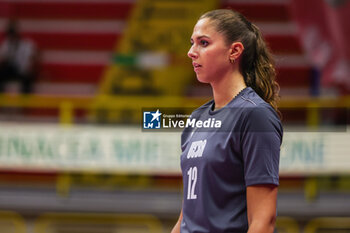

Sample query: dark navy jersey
[180,87,283,233]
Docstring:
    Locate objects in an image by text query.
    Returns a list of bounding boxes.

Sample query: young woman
[171,9,283,233]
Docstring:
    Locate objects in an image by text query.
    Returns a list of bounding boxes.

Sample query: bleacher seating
[0,0,135,96]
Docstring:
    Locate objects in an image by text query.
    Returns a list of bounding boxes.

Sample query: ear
[229,42,244,61]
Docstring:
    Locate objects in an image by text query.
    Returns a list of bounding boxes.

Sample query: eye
[200,40,209,46]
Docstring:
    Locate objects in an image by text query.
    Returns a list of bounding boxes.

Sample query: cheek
[204,48,229,72]
[204,47,228,64]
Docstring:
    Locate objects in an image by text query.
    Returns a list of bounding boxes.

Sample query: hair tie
[246,20,254,31]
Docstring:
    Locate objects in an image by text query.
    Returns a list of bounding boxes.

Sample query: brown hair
[200,9,280,113]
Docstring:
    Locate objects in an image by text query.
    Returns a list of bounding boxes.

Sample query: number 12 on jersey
[187,166,198,200]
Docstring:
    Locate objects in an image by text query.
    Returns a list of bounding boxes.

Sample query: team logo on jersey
[143,109,162,129]
[187,139,207,159]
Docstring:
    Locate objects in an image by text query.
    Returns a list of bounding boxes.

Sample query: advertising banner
[0,123,349,175]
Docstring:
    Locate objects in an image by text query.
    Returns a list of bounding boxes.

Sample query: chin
[196,74,210,84]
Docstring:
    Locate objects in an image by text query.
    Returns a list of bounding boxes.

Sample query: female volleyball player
[171,9,283,233]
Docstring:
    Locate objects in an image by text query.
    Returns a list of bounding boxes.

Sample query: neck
[211,69,246,110]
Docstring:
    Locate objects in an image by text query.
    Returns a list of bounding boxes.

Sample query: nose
[187,46,198,59]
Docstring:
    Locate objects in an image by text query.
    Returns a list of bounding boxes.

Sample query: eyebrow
[191,35,211,41]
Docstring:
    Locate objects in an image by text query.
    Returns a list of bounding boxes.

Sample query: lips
[193,62,202,68]
[192,62,202,72]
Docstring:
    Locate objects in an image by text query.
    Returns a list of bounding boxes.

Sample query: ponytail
[244,23,280,113]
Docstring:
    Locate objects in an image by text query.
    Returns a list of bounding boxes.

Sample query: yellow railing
[275,216,300,233]
[1,94,350,125]
[304,217,350,233]
[0,94,206,125]
[34,212,163,233]
[0,210,27,233]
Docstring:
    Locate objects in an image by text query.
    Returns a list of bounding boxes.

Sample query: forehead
[191,18,217,38]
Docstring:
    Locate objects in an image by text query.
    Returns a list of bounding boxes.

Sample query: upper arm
[241,107,282,187]
[247,184,278,227]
